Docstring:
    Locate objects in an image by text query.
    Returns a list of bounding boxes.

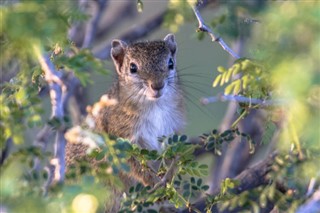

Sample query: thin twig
[190,2,240,59]
[200,94,286,106]
[148,157,180,194]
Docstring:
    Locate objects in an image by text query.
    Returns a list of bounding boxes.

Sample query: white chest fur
[132,96,184,152]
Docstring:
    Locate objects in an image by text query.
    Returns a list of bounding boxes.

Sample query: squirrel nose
[151,82,164,91]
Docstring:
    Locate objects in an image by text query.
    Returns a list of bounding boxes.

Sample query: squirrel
[65,34,185,212]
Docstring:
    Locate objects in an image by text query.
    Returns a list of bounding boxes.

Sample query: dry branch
[191,1,240,59]
[200,94,285,106]
[33,46,68,186]
[297,189,320,213]
[180,152,278,212]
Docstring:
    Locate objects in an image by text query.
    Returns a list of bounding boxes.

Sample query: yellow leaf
[242,75,250,89]
[233,80,242,94]
[217,66,226,73]
[212,74,222,87]
[225,69,233,83]
[220,72,226,86]
[232,63,241,76]
[225,83,234,95]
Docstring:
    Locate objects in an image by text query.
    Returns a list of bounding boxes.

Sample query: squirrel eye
[168,58,174,70]
[130,63,138,73]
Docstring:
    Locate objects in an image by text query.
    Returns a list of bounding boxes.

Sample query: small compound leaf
[213,74,222,87]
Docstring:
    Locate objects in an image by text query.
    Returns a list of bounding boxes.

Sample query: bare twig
[200,94,285,106]
[33,45,68,185]
[190,1,240,59]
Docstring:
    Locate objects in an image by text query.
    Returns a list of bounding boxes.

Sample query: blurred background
[1,0,319,212]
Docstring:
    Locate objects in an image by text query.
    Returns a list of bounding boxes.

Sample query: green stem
[231,109,248,129]
[175,190,202,213]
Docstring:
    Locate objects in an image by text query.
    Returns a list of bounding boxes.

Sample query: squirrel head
[110,34,178,101]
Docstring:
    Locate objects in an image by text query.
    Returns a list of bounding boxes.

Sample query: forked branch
[33,45,68,188]
[191,1,240,59]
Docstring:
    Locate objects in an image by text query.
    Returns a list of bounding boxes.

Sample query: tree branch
[148,157,180,194]
[297,189,320,213]
[190,1,240,59]
[33,46,68,186]
[82,0,108,48]
[200,94,286,106]
[180,151,278,212]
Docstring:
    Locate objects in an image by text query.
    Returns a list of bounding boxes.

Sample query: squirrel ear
[110,39,127,73]
[164,34,177,55]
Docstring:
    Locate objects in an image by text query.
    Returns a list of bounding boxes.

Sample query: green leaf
[180,135,187,142]
[183,183,190,190]
[129,186,134,194]
[135,183,142,192]
[172,134,179,142]
[191,185,199,191]
[197,178,202,186]
[191,177,195,184]
[201,185,209,191]
[206,142,215,150]
[95,150,105,161]
[140,149,149,155]
[183,191,190,198]
[199,164,208,169]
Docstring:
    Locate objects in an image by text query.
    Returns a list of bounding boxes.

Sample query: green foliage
[0,0,107,148]
[163,0,194,32]
[213,59,270,99]
[210,1,320,212]
[51,44,107,86]
[201,128,255,155]
[1,1,319,213]
[0,78,43,147]
[212,1,265,39]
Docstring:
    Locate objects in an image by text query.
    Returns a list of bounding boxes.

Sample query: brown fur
[66,34,185,212]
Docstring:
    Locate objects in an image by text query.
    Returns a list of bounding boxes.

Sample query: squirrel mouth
[148,89,163,99]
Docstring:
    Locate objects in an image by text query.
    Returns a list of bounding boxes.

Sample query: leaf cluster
[201,128,255,155]
[213,59,270,99]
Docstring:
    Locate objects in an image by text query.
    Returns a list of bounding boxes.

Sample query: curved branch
[200,94,286,106]
[191,2,240,59]
[33,46,67,186]
[180,151,278,212]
